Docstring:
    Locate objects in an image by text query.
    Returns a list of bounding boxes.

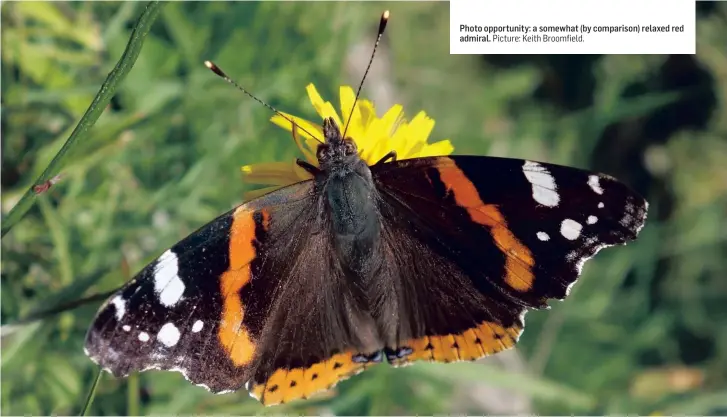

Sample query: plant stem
[81,366,103,416]
[1,1,165,238]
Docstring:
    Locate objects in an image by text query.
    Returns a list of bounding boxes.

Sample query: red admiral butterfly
[84,10,648,406]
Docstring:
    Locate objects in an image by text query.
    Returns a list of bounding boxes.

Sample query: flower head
[241,83,454,198]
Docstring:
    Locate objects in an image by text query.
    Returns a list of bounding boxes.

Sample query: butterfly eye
[317,145,331,162]
[343,139,357,156]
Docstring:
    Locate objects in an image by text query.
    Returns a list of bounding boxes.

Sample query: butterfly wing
[85,180,379,405]
[370,155,648,364]
[85,154,648,403]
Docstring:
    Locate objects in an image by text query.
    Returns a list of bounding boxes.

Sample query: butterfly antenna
[342,10,390,139]
[204,61,324,144]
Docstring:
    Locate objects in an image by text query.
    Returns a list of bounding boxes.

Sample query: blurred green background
[2,1,726,415]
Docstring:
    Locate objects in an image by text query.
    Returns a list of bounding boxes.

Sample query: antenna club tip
[378,10,390,34]
[204,60,227,78]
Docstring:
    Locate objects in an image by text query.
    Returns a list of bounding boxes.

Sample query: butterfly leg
[296,159,321,176]
[352,350,385,364]
[373,150,397,166]
[292,121,322,175]
[383,347,413,363]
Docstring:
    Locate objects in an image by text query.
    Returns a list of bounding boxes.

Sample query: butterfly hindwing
[371,155,648,364]
[375,211,527,364]
[85,180,378,403]
[241,192,385,405]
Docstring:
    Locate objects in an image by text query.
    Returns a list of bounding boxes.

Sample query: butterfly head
[317,117,359,170]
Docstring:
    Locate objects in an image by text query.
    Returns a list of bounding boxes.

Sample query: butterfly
[84,10,648,407]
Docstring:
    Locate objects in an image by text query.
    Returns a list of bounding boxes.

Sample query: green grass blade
[127,373,140,416]
[8,287,115,327]
[80,366,103,416]
[0,1,164,239]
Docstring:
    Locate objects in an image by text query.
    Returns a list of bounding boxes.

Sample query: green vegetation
[2,2,726,415]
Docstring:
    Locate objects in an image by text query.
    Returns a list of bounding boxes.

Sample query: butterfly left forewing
[85,181,316,392]
[85,205,247,392]
[371,155,648,364]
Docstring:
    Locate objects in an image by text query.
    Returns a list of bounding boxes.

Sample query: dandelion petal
[306,84,342,128]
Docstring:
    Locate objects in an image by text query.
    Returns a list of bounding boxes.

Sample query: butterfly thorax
[316,118,382,279]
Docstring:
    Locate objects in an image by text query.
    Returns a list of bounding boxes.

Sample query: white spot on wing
[522,161,560,207]
[158,323,181,347]
[588,175,604,195]
[562,199,648,298]
[587,215,598,224]
[111,296,126,321]
[122,325,131,332]
[191,320,204,333]
[139,332,150,342]
[536,231,550,241]
[154,249,185,307]
[560,219,582,240]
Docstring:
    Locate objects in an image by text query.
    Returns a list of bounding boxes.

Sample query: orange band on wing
[250,351,369,406]
[473,207,535,292]
[389,321,523,367]
[218,207,268,367]
[437,161,535,292]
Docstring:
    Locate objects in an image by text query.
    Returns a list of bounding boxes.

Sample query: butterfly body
[316,120,383,280]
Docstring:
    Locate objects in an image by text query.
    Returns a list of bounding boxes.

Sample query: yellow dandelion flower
[241,83,454,198]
